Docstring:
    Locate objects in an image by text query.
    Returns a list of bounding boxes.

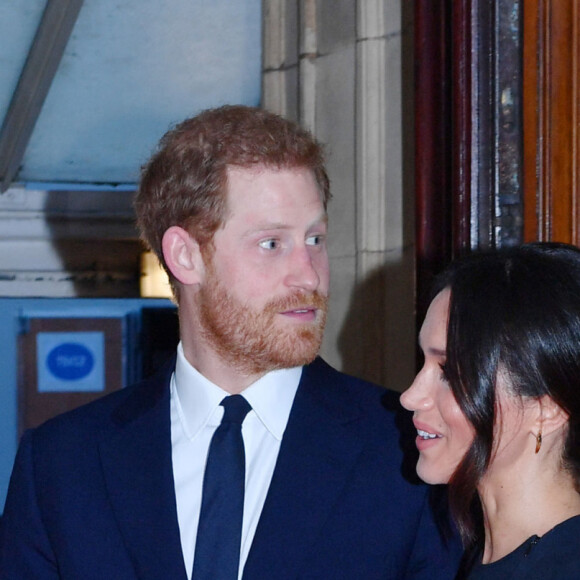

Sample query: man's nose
[284,247,321,292]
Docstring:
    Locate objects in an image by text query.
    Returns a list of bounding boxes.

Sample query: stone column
[262,0,414,390]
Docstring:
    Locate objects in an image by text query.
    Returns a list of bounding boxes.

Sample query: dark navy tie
[192,395,252,580]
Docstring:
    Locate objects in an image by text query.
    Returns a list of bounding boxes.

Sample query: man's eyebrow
[249,222,290,232]
[247,215,328,233]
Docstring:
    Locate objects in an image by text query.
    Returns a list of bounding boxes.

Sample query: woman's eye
[438,362,450,384]
[259,239,279,250]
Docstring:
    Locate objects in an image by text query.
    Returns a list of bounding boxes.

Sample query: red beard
[197,267,328,376]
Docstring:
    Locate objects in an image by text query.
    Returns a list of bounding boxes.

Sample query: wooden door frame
[415,0,524,321]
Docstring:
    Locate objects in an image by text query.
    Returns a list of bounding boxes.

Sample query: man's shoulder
[298,357,412,442]
[302,356,418,455]
[30,356,175,445]
[302,356,402,408]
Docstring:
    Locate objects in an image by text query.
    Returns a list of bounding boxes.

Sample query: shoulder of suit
[31,356,175,441]
[304,356,402,416]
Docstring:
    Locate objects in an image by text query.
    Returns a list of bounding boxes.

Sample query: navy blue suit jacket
[0,357,461,579]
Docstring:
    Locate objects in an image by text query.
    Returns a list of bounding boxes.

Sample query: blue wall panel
[0,297,174,510]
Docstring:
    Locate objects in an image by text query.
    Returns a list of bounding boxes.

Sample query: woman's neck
[478,467,580,564]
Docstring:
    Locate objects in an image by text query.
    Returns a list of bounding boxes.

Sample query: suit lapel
[99,362,188,580]
[243,359,366,579]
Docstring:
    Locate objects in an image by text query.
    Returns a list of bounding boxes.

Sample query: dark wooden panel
[414,0,453,318]
[524,0,580,243]
[451,0,473,252]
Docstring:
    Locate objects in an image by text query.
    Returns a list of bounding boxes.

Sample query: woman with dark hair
[400,242,580,579]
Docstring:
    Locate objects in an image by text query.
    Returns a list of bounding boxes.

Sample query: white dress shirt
[170,342,301,579]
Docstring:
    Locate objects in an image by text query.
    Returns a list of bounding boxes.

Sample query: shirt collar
[174,342,301,441]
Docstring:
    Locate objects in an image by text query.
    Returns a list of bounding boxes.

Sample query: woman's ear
[536,395,569,437]
[161,226,205,286]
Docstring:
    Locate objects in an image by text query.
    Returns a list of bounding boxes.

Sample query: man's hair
[134,104,331,292]
[430,242,580,545]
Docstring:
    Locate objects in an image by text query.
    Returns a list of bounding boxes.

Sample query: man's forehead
[225,163,311,178]
[224,164,324,204]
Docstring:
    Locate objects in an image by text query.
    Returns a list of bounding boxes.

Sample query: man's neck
[179,338,268,394]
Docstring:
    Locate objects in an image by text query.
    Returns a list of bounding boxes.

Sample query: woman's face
[400,289,475,484]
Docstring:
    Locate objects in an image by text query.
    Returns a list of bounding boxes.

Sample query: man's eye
[306,234,324,246]
[259,239,279,250]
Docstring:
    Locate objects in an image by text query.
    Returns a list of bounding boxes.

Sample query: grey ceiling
[0,0,261,190]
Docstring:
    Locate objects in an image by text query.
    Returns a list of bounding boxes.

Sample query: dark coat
[0,357,461,579]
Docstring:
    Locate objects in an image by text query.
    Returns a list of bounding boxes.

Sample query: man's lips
[280,306,318,320]
[268,291,327,321]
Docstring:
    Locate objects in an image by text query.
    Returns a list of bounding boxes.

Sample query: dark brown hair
[431,243,580,545]
[134,105,330,293]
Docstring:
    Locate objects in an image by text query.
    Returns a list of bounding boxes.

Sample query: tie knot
[220,395,252,424]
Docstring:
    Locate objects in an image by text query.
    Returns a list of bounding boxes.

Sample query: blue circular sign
[46,342,95,381]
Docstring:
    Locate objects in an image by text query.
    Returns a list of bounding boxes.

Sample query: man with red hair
[1,105,461,579]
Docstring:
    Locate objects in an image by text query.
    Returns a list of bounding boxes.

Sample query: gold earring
[535,430,542,454]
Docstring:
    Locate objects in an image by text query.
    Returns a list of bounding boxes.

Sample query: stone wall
[263,0,415,391]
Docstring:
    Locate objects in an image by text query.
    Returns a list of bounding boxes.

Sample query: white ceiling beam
[0,0,84,192]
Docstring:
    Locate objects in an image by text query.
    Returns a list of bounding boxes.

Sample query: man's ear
[161,226,205,286]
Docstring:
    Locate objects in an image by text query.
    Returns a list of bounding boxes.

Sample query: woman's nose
[400,372,432,411]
